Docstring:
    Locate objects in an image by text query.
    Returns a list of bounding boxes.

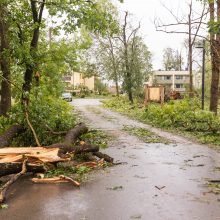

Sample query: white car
[61,92,72,102]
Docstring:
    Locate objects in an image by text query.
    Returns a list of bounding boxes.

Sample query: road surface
[0,98,220,220]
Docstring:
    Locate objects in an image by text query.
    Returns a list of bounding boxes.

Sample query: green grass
[44,164,92,182]
[103,97,220,147]
[79,129,111,149]
[208,182,220,194]
[122,125,170,144]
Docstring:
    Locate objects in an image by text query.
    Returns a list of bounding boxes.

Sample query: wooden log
[0,163,45,177]
[0,125,24,148]
[64,123,88,144]
[47,143,99,156]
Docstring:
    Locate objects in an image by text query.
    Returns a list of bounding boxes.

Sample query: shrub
[0,95,77,146]
[141,99,219,133]
[103,97,220,145]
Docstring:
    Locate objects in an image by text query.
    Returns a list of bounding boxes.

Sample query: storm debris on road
[0,123,114,204]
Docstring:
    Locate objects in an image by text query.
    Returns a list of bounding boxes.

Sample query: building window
[176,75,183,80]
[164,76,171,80]
[175,84,183,88]
[63,76,71,81]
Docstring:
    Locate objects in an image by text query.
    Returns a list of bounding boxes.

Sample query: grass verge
[103,97,220,148]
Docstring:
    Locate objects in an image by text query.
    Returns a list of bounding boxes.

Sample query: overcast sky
[113,0,206,70]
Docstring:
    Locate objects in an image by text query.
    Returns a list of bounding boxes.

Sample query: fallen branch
[0,159,28,203]
[93,152,114,163]
[24,104,41,147]
[64,123,88,144]
[32,175,80,187]
[48,143,99,157]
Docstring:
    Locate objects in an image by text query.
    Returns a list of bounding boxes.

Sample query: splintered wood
[32,175,80,187]
[0,147,68,164]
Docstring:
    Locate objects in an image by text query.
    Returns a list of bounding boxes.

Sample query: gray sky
[114,0,206,70]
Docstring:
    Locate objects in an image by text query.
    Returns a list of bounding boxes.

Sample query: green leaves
[208,20,220,35]
[0,204,8,209]
[104,97,220,145]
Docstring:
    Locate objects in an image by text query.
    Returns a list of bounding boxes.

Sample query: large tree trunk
[209,1,220,113]
[22,1,45,104]
[0,125,24,147]
[123,12,133,104]
[108,37,120,97]
[209,41,220,113]
[0,4,11,116]
[115,79,119,97]
[188,4,194,98]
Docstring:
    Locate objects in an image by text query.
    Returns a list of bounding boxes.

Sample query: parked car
[61,92,72,102]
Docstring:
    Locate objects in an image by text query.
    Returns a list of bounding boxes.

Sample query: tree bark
[0,125,24,148]
[0,163,45,178]
[64,123,88,144]
[188,5,194,97]
[123,12,133,104]
[0,4,11,116]
[93,151,114,163]
[209,1,220,113]
[46,123,97,155]
[48,142,99,157]
[22,0,45,103]
[108,37,120,96]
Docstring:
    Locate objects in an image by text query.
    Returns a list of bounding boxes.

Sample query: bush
[141,99,219,133]
[72,91,76,96]
[0,95,78,146]
[103,97,220,145]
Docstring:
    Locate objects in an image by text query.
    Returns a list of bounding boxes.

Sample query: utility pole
[196,40,206,110]
[201,40,205,110]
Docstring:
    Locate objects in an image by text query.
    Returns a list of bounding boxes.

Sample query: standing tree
[208,0,220,113]
[155,0,207,96]
[95,34,121,96]
[128,36,152,97]
[0,3,11,116]
[118,11,140,103]
[163,48,183,71]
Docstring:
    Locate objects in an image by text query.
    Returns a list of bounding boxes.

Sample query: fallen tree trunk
[64,123,88,144]
[0,123,114,185]
[0,125,24,148]
[0,163,45,177]
[48,143,99,157]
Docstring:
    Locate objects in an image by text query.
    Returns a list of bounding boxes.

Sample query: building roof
[154,71,190,76]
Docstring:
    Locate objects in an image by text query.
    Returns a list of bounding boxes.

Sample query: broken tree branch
[0,158,28,203]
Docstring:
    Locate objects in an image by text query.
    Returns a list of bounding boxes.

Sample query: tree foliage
[0,0,122,145]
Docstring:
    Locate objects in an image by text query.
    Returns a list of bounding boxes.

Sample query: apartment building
[154,71,189,92]
[149,70,201,93]
[63,72,95,91]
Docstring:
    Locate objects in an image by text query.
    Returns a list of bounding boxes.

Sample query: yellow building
[63,72,95,91]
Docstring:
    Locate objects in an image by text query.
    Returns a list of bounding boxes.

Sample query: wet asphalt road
[0,98,220,220]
